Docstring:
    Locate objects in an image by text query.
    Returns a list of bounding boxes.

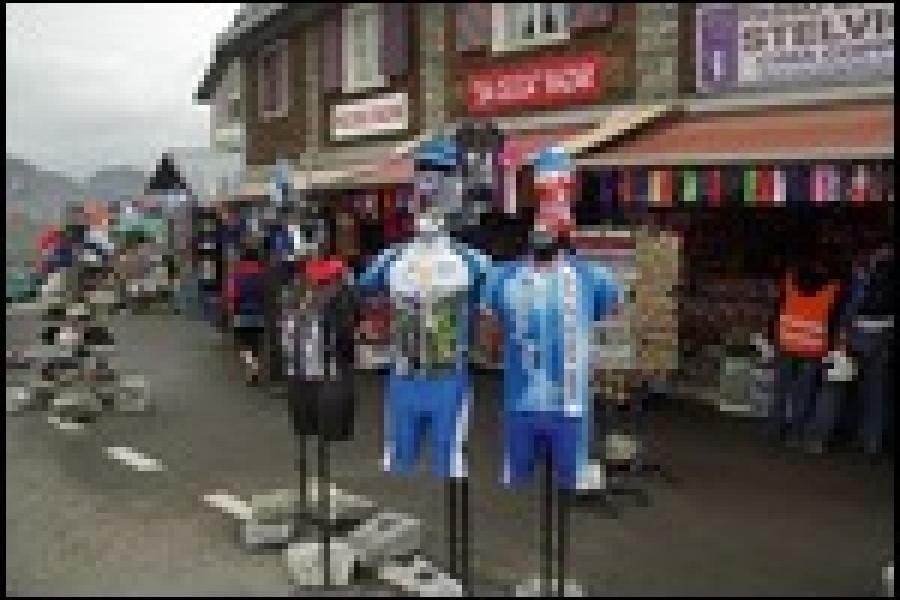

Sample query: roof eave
[194,4,329,103]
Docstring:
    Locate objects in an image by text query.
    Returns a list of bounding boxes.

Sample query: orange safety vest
[777,274,841,358]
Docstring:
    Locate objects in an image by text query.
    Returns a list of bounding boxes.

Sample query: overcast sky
[6,3,241,179]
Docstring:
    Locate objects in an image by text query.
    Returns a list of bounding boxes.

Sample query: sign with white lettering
[697,3,894,93]
[331,92,409,140]
[465,53,604,115]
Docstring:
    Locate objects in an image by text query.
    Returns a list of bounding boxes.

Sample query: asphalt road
[6,306,895,596]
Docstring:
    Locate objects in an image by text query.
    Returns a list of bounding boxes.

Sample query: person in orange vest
[769,254,850,452]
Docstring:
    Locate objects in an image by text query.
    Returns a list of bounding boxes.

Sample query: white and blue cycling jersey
[357,234,490,382]
[484,253,621,416]
[357,234,490,479]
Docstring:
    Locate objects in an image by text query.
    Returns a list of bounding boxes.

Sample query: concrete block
[6,385,34,413]
[884,562,893,597]
[515,577,585,597]
[285,538,359,588]
[344,512,422,567]
[378,553,464,597]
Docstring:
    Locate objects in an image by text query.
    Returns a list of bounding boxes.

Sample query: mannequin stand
[516,447,578,598]
[317,435,332,590]
[445,477,471,595]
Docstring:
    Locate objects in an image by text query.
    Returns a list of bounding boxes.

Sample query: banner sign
[331,92,409,140]
[696,3,894,93]
[465,52,604,114]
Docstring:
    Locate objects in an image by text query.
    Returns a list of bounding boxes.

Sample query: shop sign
[696,3,894,93]
[331,92,409,140]
[465,53,604,115]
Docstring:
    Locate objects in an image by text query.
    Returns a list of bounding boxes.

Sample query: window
[343,4,384,92]
[226,92,242,124]
[258,40,288,119]
[493,3,569,52]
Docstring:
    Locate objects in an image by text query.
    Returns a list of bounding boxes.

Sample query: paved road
[6,307,895,596]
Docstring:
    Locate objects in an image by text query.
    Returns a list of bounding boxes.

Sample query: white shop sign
[697,3,894,93]
[331,92,409,140]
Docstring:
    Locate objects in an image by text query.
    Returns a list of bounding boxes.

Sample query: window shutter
[321,9,344,93]
[380,3,409,80]
[568,3,612,31]
[456,3,493,52]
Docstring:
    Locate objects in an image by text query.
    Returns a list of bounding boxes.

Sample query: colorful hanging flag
[705,167,722,207]
[682,168,698,204]
[813,165,828,203]
[854,163,871,204]
[772,166,786,205]
[743,166,757,205]
[620,168,633,204]
[650,168,673,206]
[756,165,774,205]
[785,164,809,205]
[633,168,649,206]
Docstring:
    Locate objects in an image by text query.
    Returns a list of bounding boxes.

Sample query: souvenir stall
[574,160,895,421]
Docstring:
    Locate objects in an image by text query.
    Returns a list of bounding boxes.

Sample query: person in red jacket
[225,243,266,385]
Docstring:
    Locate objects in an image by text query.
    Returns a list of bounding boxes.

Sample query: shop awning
[577,103,894,167]
[501,104,673,170]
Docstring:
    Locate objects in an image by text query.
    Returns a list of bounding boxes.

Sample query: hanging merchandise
[755,165,774,206]
[620,168,633,206]
[705,167,722,207]
[633,168,649,207]
[850,163,870,205]
[772,166,787,205]
[743,167,757,206]
[681,168,698,206]
[658,168,674,207]
[784,164,808,205]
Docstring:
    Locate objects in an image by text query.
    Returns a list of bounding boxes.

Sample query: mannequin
[357,136,490,592]
[485,147,622,596]
[284,212,357,590]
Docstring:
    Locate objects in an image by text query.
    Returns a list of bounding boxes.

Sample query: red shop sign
[465,53,604,115]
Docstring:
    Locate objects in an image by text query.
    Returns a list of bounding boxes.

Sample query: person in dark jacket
[836,243,894,456]
[225,243,266,385]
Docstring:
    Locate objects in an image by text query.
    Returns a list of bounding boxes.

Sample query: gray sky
[6,3,241,179]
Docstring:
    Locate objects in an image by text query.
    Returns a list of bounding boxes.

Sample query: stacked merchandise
[679,276,781,407]
[578,227,681,400]
[193,207,224,325]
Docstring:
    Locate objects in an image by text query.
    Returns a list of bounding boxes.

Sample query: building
[195,3,894,399]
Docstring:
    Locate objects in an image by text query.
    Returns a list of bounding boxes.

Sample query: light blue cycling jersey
[484,253,621,416]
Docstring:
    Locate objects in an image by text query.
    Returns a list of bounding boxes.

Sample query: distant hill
[82,166,148,203]
[6,156,85,221]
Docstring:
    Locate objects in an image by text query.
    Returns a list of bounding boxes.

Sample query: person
[837,243,894,456]
[225,242,267,385]
[769,253,848,452]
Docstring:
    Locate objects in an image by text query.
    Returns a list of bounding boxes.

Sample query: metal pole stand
[515,448,585,598]
[317,435,332,591]
[445,476,472,595]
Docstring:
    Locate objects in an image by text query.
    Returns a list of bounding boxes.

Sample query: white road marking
[104,446,165,472]
[201,490,254,520]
